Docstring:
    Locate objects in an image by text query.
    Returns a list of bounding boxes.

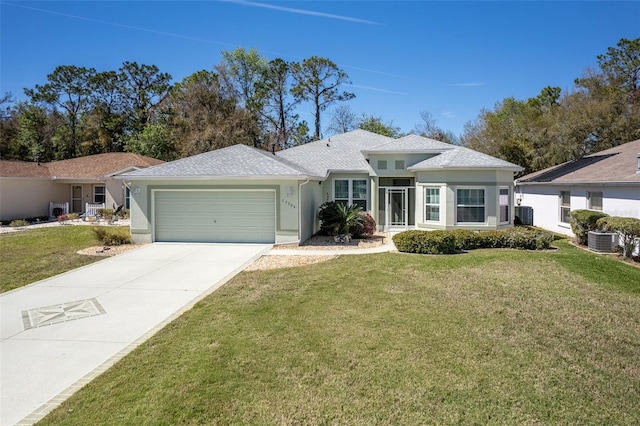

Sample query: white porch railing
[85,203,105,216]
[49,202,69,217]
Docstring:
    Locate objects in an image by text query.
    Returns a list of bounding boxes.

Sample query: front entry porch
[378,178,415,231]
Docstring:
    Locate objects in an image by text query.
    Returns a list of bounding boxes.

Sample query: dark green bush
[318,201,364,236]
[394,228,554,254]
[392,230,457,254]
[92,227,131,246]
[449,229,481,250]
[568,209,610,245]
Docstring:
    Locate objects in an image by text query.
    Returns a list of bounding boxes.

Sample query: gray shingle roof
[124,144,311,178]
[276,129,393,176]
[408,146,524,171]
[516,139,640,184]
[365,134,454,153]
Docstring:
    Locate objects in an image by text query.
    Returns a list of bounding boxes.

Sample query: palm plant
[318,201,364,236]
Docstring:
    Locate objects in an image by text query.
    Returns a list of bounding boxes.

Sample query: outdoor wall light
[286,187,293,197]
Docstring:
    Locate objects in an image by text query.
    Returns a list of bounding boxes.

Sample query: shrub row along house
[515,139,640,237]
[0,153,164,222]
[121,130,523,244]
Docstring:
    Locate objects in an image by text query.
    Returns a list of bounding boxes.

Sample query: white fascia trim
[408,166,523,172]
[118,175,313,181]
[515,181,640,187]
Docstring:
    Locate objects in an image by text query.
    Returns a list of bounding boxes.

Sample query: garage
[154,190,276,243]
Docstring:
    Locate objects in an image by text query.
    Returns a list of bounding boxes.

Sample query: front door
[72,185,83,213]
[386,188,408,230]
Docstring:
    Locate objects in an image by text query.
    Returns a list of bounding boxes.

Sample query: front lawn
[40,242,640,425]
[0,226,103,293]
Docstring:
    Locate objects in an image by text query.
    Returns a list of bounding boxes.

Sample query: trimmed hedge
[568,209,609,245]
[393,227,554,254]
[392,230,457,254]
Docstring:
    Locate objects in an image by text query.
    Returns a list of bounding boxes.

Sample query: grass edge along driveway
[37,240,640,425]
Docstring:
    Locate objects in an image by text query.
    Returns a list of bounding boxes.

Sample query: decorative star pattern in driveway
[22,298,106,330]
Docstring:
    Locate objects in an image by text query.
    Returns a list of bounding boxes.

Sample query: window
[378,160,387,170]
[499,187,510,223]
[334,179,368,210]
[588,191,603,211]
[424,187,440,222]
[125,187,131,210]
[94,185,106,204]
[395,160,405,170]
[560,191,571,223]
[456,188,485,223]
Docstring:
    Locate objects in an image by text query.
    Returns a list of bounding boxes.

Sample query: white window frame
[455,187,487,224]
[93,185,106,204]
[333,178,368,211]
[588,191,603,211]
[424,187,441,223]
[560,191,571,224]
[499,186,510,224]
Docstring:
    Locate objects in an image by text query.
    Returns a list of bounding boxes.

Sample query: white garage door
[154,190,276,243]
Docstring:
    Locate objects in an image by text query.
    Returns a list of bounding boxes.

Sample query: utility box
[515,206,533,225]
[588,231,618,253]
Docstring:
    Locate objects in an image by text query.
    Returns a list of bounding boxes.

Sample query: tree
[0,93,18,159]
[358,115,401,138]
[15,103,55,162]
[125,122,174,161]
[413,111,458,144]
[119,62,172,136]
[85,70,128,153]
[167,70,259,157]
[596,37,640,103]
[216,47,268,115]
[327,104,357,135]
[24,65,96,158]
[256,58,301,149]
[291,56,355,140]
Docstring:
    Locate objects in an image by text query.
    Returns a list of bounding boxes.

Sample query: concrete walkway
[0,243,270,426]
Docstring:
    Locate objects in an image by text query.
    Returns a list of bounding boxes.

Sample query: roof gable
[365,134,454,153]
[517,139,640,184]
[276,129,393,176]
[408,146,524,171]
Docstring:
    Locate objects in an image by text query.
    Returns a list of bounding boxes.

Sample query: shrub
[57,214,69,223]
[568,209,610,245]
[394,228,554,254]
[67,213,80,221]
[597,216,640,259]
[52,207,63,217]
[449,229,481,251]
[9,219,29,227]
[92,227,131,246]
[97,208,114,221]
[318,201,364,236]
[350,213,377,238]
[392,230,457,254]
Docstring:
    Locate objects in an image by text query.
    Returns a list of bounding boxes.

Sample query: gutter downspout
[298,178,310,244]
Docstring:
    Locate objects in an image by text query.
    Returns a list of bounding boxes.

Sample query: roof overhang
[515,180,640,187]
[118,174,317,182]
[407,166,523,172]
[361,149,451,155]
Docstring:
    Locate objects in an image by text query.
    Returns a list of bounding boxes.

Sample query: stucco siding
[299,180,323,243]
[516,184,640,237]
[0,179,66,221]
[127,179,301,244]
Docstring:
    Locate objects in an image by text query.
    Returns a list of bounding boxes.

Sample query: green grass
[38,244,640,425]
[0,226,104,293]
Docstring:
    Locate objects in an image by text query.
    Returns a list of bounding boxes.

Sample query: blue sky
[1,1,638,138]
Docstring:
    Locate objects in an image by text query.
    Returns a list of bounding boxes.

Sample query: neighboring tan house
[515,139,640,237]
[0,153,164,222]
[122,130,523,244]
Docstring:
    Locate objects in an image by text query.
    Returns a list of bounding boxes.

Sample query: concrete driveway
[0,243,270,426]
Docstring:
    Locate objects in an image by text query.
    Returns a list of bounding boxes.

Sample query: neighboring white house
[122,130,523,245]
[515,139,640,237]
